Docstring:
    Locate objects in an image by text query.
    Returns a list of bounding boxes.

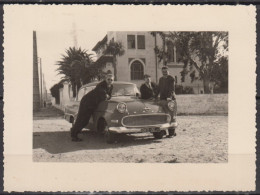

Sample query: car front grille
[122,114,170,127]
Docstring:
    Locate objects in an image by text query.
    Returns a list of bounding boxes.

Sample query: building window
[130,60,144,80]
[175,76,178,84]
[137,35,145,49]
[127,35,135,49]
[167,42,175,62]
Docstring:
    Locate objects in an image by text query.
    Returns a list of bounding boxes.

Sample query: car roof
[79,81,136,90]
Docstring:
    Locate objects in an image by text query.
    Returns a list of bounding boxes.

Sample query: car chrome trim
[109,122,178,134]
[116,102,127,113]
[121,113,171,127]
[111,120,119,123]
[144,106,151,110]
[64,113,74,123]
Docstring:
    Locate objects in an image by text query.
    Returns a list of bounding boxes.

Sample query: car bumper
[108,122,178,134]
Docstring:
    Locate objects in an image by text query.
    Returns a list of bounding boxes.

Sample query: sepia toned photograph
[4,5,256,191]
[33,29,228,163]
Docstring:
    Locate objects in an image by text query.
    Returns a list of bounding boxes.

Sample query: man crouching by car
[70,74,114,142]
[155,66,177,138]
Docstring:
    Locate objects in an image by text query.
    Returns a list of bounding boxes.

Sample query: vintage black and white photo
[3,5,256,191]
[33,30,228,163]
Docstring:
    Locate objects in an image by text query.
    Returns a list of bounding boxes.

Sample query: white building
[92,31,204,94]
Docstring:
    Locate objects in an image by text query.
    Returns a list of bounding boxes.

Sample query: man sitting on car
[140,74,158,100]
[70,74,114,142]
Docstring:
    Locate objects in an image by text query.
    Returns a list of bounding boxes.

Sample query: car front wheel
[153,131,164,139]
[97,118,116,144]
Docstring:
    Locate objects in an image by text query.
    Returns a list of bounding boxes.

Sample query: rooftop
[92,35,107,51]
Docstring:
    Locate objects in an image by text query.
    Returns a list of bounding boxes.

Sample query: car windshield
[112,83,140,97]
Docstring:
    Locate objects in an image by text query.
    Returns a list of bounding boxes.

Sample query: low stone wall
[55,94,228,115]
[176,94,228,115]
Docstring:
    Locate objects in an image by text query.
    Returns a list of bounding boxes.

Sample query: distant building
[92,31,204,94]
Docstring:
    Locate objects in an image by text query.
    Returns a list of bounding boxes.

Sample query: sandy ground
[33,107,228,163]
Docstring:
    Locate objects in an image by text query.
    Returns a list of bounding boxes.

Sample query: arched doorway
[130,60,144,80]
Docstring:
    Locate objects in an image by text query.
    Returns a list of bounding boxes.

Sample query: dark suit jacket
[140,82,157,100]
[82,80,113,108]
[157,75,175,100]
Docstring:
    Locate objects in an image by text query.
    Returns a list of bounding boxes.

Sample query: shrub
[175,85,194,94]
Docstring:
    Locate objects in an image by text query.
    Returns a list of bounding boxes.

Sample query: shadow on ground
[33,107,64,120]
[33,130,162,154]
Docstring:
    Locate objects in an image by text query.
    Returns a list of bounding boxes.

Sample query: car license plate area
[141,127,160,133]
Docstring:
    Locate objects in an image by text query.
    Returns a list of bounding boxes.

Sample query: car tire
[153,131,164,139]
[97,118,116,144]
[168,128,177,137]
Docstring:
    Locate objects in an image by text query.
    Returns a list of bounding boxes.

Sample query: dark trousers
[158,99,177,135]
[71,96,95,138]
[158,99,177,119]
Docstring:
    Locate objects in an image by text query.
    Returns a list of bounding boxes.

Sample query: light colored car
[64,81,178,143]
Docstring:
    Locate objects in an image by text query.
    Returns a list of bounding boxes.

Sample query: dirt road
[33,107,228,163]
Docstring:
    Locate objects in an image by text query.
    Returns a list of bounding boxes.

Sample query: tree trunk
[203,78,211,94]
[154,34,158,83]
[56,95,60,105]
[162,38,166,65]
[113,55,117,81]
[72,83,77,98]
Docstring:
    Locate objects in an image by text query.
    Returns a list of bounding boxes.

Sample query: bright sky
[4,5,238,95]
[8,6,110,91]
[38,30,106,91]
[36,21,106,91]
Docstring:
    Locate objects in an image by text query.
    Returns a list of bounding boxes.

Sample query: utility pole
[154,33,158,83]
[72,22,78,48]
[38,57,43,107]
[42,73,47,107]
[33,31,40,112]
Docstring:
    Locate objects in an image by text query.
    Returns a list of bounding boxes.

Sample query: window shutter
[137,35,145,49]
[127,35,135,49]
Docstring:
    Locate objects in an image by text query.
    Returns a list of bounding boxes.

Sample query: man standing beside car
[140,74,157,100]
[70,74,114,142]
[156,66,177,138]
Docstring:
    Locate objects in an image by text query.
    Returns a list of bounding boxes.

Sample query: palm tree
[103,40,125,81]
[56,47,96,97]
[151,31,168,66]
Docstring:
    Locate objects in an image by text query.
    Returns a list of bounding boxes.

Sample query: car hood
[65,96,164,115]
[110,96,162,114]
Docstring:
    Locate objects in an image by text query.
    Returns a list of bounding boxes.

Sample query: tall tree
[102,40,125,81]
[151,31,168,66]
[33,31,41,111]
[156,31,228,93]
[56,47,97,97]
[188,32,228,93]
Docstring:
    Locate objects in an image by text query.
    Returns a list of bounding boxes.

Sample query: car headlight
[117,102,127,113]
[167,101,175,111]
